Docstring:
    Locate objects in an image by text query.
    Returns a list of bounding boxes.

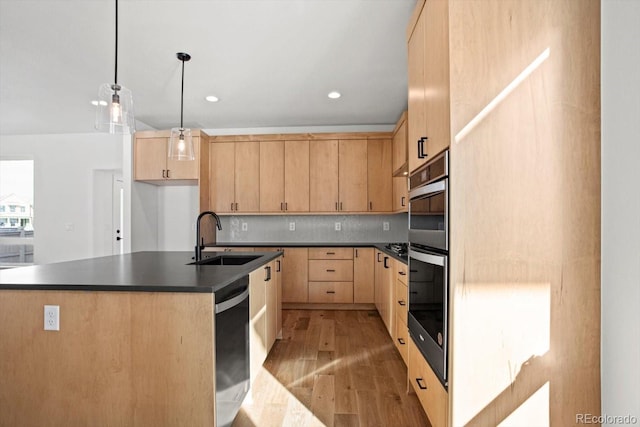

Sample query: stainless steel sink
[189,255,260,266]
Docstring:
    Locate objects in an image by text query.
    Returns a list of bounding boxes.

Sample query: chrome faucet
[195,211,222,262]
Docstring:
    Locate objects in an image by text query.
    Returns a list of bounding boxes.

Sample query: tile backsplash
[216,214,408,244]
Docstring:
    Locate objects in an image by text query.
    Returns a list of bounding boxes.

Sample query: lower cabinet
[353,248,375,303]
[374,250,395,336]
[249,257,282,386]
[408,338,449,427]
[394,263,409,365]
[308,248,354,303]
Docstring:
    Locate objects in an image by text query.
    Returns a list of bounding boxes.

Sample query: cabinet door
[392,118,408,173]
[374,250,384,314]
[393,176,409,212]
[309,140,339,212]
[134,137,167,180]
[354,248,374,303]
[209,142,235,213]
[367,139,392,212]
[260,140,285,212]
[408,7,428,174]
[167,136,199,180]
[424,0,451,158]
[281,248,309,303]
[249,267,267,386]
[339,139,368,212]
[265,260,278,352]
[284,140,310,212]
[235,141,260,212]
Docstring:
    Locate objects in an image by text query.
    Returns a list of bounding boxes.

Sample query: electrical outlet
[289,222,296,231]
[383,221,390,231]
[241,222,248,231]
[44,305,60,331]
[335,222,341,231]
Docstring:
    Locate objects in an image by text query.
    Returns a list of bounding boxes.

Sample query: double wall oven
[408,150,449,388]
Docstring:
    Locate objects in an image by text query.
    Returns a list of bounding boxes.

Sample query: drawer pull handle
[398,300,406,306]
[397,338,405,345]
[415,378,427,390]
[326,291,336,294]
[326,252,336,255]
[326,269,336,272]
[399,271,407,276]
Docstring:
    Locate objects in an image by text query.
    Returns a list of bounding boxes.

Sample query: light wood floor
[233,309,430,427]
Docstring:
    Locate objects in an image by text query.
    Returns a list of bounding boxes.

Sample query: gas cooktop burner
[385,243,408,255]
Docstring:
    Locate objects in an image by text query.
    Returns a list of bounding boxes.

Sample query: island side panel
[0,290,215,426]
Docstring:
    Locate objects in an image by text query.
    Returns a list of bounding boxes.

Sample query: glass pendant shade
[169,127,195,161]
[95,84,135,134]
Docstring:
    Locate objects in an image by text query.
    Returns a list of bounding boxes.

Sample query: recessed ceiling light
[327,91,341,99]
[91,100,108,106]
[205,95,219,103]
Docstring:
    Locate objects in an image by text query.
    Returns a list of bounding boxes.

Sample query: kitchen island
[0,250,281,427]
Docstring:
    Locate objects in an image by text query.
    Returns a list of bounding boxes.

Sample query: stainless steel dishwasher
[215,275,250,427]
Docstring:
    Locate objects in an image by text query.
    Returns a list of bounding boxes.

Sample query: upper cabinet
[260,140,310,213]
[392,112,409,212]
[207,133,393,214]
[367,139,393,212]
[209,141,260,213]
[407,0,451,174]
[134,130,208,184]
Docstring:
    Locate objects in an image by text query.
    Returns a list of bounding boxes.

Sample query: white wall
[0,133,123,264]
[602,0,640,424]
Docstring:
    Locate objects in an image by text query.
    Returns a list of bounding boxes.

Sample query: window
[0,159,34,266]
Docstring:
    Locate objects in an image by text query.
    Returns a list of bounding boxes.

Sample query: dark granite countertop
[0,251,282,293]
[212,242,408,264]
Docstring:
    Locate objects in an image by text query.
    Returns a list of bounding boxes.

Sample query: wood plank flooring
[233,310,430,427]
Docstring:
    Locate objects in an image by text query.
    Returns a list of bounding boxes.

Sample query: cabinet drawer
[395,315,409,365]
[308,248,353,260]
[395,279,408,322]
[408,339,448,427]
[396,262,408,285]
[309,260,354,281]
[308,282,353,303]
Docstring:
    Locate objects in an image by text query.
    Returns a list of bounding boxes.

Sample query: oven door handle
[215,287,250,314]
[409,179,446,201]
[409,249,446,266]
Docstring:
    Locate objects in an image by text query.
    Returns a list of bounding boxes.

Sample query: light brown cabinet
[310,139,380,213]
[210,141,260,213]
[392,112,409,212]
[394,263,409,365]
[279,247,309,303]
[309,139,339,212]
[339,139,368,212]
[407,0,451,174]
[353,248,375,303]
[367,139,393,212]
[134,131,203,183]
[259,140,310,212]
[408,338,448,427]
[308,247,354,303]
[249,257,282,387]
[392,111,408,174]
[374,250,395,337]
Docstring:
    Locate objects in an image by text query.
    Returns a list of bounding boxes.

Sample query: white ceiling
[0,0,416,135]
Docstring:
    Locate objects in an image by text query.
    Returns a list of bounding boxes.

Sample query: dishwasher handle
[215,287,250,314]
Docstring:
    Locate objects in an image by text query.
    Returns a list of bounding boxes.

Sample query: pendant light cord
[114,0,118,85]
[180,58,185,129]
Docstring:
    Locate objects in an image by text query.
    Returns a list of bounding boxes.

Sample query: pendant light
[95,0,134,134]
[168,52,195,161]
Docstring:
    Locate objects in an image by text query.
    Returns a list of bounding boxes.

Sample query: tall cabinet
[407,0,451,175]
[406,0,602,426]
